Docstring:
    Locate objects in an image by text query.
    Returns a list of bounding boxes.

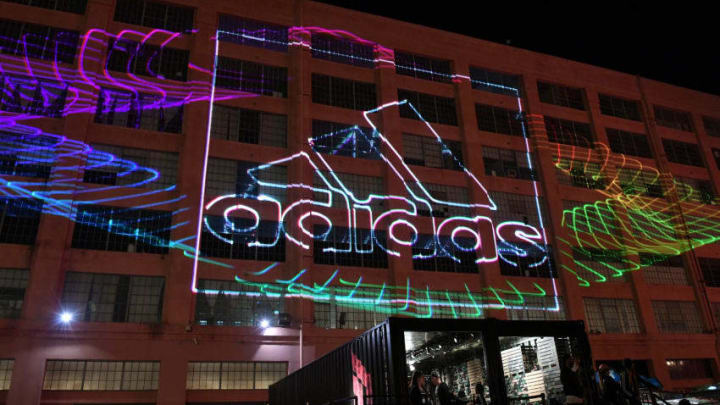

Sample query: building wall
[1,0,720,403]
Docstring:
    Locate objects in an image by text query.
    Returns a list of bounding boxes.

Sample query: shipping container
[269,317,595,405]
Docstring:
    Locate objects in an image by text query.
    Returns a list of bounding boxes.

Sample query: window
[61,272,164,323]
[0,19,79,64]
[572,247,628,282]
[675,176,716,205]
[403,133,463,170]
[315,291,385,329]
[544,117,593,147]
[201,216,285,262]
[397,89,457,125]
[427,291,485,319]
[84,144,178,190]
[654,106,693,131]
[699,258,720,287]
[0,359,12,390]
[312,120,380,159]
[490,191,546,229]
[312,74,376,111]
[314,226,388,268]
[0,268,28,319]
[640,253,688,285]
[617,168,663,197]
[498,244,555,278]
[395,51,452,83]
[186,361,286,390]
[94,88,183,133]
[475,104,524,136]
[0,132,54,179]
[205,158,287,202]
[469,67,521,96]
[583,298,641,334]
[218,15,287,51]
[312,34,374,67]
[662,139,704,167]
[507,296,566,321]
[412,234,477,273]
[195,279,283,327]
[0,75,68,118]
[215,57,287,96]
[114,0,193,32]
[43,360,159,390]
[537,81,585,110]
[598,94,641,121]
[483,146,535,180]
[562,200,621,238]
[106,39,189,81]
[606,128,652,158]
[666,359,715,380]
[0,198,42,245]
[71,205,171,254]
[314,171,384,210]
[652,300,704,333]
[211,106,286,147]
[417,183,470,217]
[1,0,87,13]
[703,116,720,138]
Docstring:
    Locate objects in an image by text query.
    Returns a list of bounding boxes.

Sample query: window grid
[416,183,470,217]
[703,116,720,138]
[0,19,79,64]
[211,105,286,147]
[402,133,463,170]
[606,128,652,158]
[314,292,386,329]
[654,106,693,132]
[397,89,457,126]
[84,144,178,190]
[186,361,286,390]
[699,258,720,288]
[498,244,555,278]
[216,57,287,97]
[412,234,478,274]
[1,74,69,118]
[544,117,593,147]
[584,298,641,334]
[312,74,376,111]
[2,0,87,13]
[507,296,566,321]
[0,197,42,245]
[43,360,159,391]
[195,279,284,327]
[205,158,287,203]
[469,67,521,96]
[200,216,285,262]
[314,226,388,269]
[0,131,55,179]
[106,39,189,81]
[475,104,524,136]
[652,300,705,334]
[555,157,605,189]
[61,272,164,323]
[0,359,13,390]
[311,34,374,67]
[430,291,487,319]
[598,94,641,121]
[662,139,704,167]
[617,167,664,197]
[94,88,184,133]
[113,0,193,32]
[483,146,535,180]
[0,268,29,319]
[311,120,380,160]
[572,248,628,283]
[537,81,585,110]
[489,191,545,229]
[666,359,714,380]
[395,51,452,83]
[675,176,716,205]
[71,205,171,254]
[218,15,288,52]
[314,171,384,210]
[640,252,688,285]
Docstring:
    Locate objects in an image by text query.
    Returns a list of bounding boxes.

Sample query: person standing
[561,356,586,404]
[431,371,455,405]
[620,359,640,405]
[410,371,431,405]
[597,364,622,405]
[474,382,487,405]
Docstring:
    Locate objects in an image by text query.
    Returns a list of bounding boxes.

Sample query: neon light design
[10,24,718,319]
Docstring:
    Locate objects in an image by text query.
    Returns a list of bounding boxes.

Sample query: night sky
[316,1,720,97]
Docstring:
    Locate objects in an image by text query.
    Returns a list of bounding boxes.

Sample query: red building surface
[1,0,720,404]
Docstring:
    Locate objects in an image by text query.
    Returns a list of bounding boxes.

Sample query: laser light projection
[1,22,716,320]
